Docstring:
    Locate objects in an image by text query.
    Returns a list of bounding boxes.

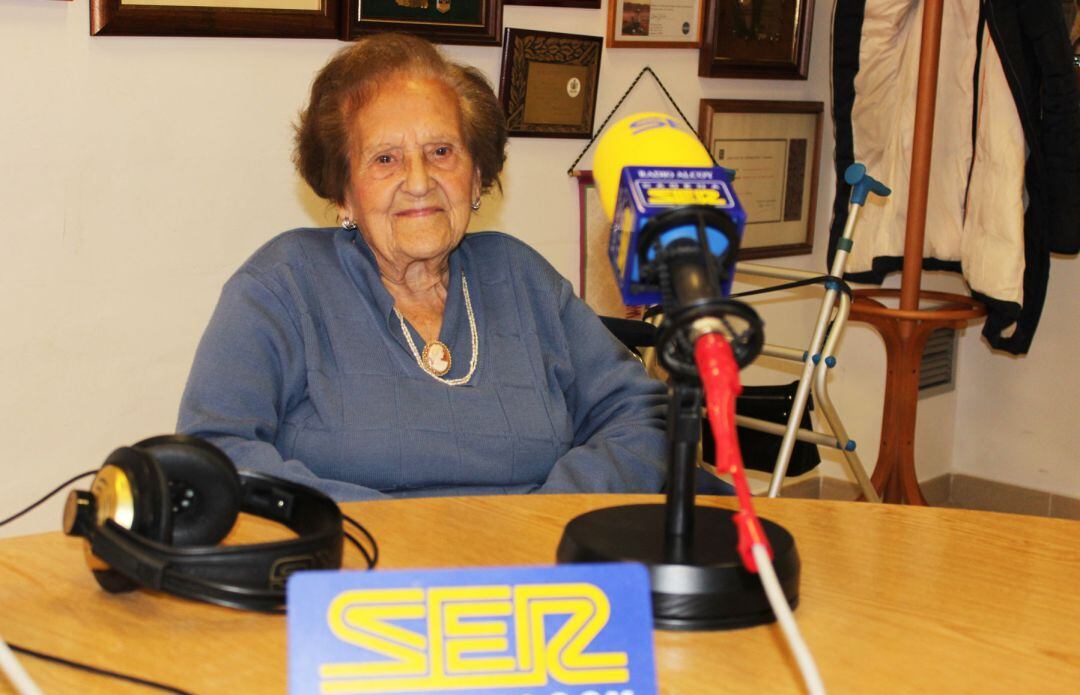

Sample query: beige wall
[953,260,1080,496]
[1,0,1072,539]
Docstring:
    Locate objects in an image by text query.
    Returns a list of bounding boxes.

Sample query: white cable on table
[752,544,826,695]
[0,634,43,695]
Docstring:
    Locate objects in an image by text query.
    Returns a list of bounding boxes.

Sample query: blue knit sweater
[177,228,668,501]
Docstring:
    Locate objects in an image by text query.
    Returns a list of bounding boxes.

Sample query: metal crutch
[764,163,891,499]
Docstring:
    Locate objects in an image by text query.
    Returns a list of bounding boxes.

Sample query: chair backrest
[598,316,657,353]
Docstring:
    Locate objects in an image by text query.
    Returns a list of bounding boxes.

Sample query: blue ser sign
[287,563,657,695]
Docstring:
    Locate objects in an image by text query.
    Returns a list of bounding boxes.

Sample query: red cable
[694,332,774,572]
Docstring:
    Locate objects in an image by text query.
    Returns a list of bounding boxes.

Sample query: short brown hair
[294,33,507,206]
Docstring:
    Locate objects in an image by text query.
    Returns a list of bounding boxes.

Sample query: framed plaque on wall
[699,0,815,78]
[499,29,603,139]
[699,99,822,259]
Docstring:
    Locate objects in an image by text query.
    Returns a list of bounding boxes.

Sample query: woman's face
[340,74,480,276]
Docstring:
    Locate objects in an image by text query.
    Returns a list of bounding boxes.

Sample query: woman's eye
[375,154,394,165]
[433,146,451,157]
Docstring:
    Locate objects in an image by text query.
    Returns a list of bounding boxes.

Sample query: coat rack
[847,0,985,504]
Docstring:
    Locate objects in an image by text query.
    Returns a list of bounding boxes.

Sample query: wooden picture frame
[699,0,814,78]
[342,0,500,45]
[499,28,603,139]
[699,99,822,259]
[90,0,340,37]
[576,171,644,319]
[606,0,704,48]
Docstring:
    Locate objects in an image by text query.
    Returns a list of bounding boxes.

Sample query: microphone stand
[557,372,800,630]
[664,378,702,566]
[557,208,801,631]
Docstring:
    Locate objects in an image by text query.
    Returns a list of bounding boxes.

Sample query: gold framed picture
[699,99,822,259]
[499,29,603,139]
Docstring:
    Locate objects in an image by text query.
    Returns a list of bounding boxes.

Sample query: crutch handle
[844,163,891,206]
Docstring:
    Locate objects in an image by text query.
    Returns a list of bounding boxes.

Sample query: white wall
[952,260,1080,495]
[1,0,1072,539]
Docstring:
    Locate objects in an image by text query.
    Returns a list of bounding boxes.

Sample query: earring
[470,199,481,212]
[341,217,357,230]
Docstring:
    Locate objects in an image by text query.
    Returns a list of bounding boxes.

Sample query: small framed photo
[699,99,823,259]
[575,171,644,319]
[90,0,341,37]
[499,28,603,139]
[699,0,815,78]
[606,0,704,48]
[342,0,501,45]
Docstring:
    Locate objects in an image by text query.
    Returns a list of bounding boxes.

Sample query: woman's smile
[394,206,443,218]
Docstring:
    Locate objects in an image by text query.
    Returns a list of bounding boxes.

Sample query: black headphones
[62,434,345,612]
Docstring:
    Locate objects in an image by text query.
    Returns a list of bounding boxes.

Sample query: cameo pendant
[421,340,452,376]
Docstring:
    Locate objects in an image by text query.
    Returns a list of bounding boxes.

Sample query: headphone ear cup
[91,446,174,593]
[135,435,243,547]
[104,446,173,543]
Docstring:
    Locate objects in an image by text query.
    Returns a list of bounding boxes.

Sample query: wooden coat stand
[848,0,985,504]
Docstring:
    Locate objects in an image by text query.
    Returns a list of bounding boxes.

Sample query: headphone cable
[4,639,191,695]
[342,512,379,568]
[0,470,97,528]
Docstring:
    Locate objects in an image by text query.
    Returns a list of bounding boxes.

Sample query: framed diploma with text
[699,0,814,78]
[699,99,822,259]
[499,29,603,139]
[90,0,340,37]
[343,0,500,45]
[606,0,704,48]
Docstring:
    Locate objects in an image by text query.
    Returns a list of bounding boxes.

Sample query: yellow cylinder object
[593,112,714,220]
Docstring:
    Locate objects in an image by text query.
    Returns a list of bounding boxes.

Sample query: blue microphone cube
[607,166,747,306]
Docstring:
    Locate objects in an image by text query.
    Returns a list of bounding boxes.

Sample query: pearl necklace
[394,274,478,386]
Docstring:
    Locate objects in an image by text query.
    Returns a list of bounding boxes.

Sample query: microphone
[593,112,747,308]
[558,113,798,637]
[593,112,761,376]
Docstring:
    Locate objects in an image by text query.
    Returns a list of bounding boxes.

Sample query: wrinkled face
[340,74,480,275]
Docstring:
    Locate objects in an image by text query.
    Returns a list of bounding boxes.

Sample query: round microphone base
[556,504,799,631]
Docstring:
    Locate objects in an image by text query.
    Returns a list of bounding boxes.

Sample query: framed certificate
[699,99,822,259]
[499,29,603,139]
[342,0,501,45]
[699,0,815,78]
[90,0,340,37]
[606,0,705,48]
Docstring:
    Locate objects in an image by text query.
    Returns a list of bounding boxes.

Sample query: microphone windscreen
[593,112,714,220]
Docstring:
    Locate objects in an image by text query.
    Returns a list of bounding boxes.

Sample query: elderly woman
[177,34,667,500]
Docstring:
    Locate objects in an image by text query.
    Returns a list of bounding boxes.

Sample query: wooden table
[1,495,1078,694]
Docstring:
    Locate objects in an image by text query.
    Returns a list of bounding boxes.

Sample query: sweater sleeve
[537,283,668,494]
[176,270,388,502]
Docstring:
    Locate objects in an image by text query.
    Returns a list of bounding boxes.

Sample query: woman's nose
[403,153,433,196]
